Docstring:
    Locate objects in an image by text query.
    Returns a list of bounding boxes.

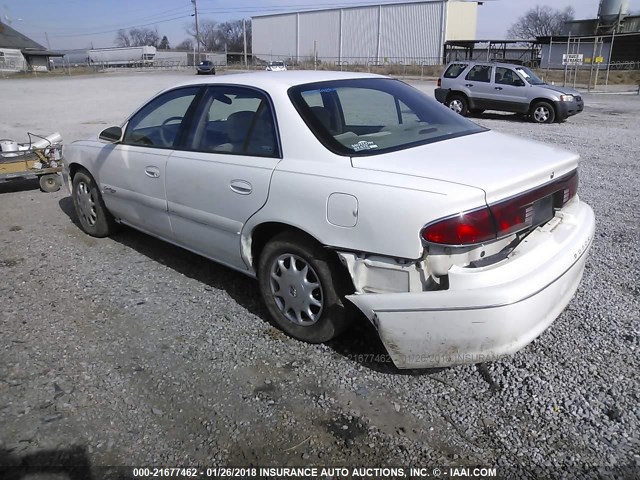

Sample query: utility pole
[44,32,51,50]
[243,18,247,69]
[191,0,200,64]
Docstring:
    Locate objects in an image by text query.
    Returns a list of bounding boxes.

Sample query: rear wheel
[446,95,468,116]
[531,101,555,124]
[72,169,118,238]
[258,232,352,343]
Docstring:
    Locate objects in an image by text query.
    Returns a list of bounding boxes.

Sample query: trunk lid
[350,130,579,204]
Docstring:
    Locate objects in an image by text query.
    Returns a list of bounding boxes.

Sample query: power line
[46,14,192,38]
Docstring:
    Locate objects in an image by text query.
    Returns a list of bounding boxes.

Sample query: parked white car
[266,61,287,72]
[62,71,595,369]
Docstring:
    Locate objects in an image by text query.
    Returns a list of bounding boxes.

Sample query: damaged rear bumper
[346,198,595,369]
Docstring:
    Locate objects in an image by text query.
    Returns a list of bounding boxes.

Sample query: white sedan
[62,71,595,369]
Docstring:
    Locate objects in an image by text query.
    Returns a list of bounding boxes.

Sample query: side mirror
[514,79,525,87]
[99,126,123,143]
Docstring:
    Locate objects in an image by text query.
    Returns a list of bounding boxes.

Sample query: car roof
[172,70,385,90]
[448,60,527,68]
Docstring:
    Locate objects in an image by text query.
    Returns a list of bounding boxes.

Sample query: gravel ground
[0,71,638,478]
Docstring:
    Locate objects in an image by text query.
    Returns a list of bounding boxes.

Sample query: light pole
[191,0,200,65]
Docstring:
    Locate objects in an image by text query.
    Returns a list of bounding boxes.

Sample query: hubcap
[534,106,550,123]
[449,99,463,114]
[269,254,324,326]
[76,181,97,226]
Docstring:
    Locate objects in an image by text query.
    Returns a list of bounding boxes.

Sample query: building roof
[252,0,454,19]
[0,21,45,50]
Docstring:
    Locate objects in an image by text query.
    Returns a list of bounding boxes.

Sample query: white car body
[62,71,595,369]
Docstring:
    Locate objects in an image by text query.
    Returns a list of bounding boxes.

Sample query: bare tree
[115,29,131,47]
[508,6,574,39]
[175,38,194,51]
[185,18,251,52]
[193,19,221,51]
[129,27,160,47]
[216,19,251,52]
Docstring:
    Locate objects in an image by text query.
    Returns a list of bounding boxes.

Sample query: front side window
[123,87,200,148]
[495,67,521,86]
[187,86,279,157]
[289,78,485,156]
[465,65,492,83]
[515,66,545,85]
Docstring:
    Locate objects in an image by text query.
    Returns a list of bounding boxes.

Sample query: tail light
[437,78,441,87]
[421,170,579,246]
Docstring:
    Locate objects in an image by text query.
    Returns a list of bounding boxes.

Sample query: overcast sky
[3,0,640,50]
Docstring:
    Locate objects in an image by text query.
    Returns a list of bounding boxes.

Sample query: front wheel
[446,95,468,116]
[531,101,556,124]
[257,232,352,343]
[72,169,118,237]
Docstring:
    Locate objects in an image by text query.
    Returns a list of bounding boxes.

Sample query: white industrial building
[252,0,478,65]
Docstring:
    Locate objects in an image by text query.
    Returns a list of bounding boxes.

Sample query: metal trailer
[88,46,156,67]
[0,135,63,192]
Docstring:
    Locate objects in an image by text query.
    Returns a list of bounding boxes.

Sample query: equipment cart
[0,133,63,192]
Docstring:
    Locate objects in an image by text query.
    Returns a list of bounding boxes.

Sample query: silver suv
[435,61,584,123]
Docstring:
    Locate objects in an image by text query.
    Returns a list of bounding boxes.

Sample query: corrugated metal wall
[299,10,341,62]
[379,2,443,62]
[252,13,297,60]
[252,0,450,65]
[341,7,379,63]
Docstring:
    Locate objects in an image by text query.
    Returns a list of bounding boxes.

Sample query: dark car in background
[196,60,216,75]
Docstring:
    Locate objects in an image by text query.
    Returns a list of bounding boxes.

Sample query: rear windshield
[444,63,467,78]
[289,78,485,156]
[271,62,285,66]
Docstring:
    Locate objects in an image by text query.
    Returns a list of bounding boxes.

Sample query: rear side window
[444,63,467,78]
[187,86,279,158]
[465,65,492,83]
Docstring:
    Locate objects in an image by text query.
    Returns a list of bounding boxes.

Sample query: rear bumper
[434,88,448,104]
[346,198,595,369]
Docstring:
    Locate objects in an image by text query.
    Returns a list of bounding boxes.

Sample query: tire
[257,232,353,343]
[71,169,118,238]
[531,101,556,124]
[446,94,468,116]
[39,173,61,193]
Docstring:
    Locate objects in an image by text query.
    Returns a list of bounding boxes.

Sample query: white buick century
[62,71,595,369]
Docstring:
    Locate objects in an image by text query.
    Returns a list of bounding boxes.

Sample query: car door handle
[229,180,252,195]
[465,83,473,87]
[144,166,160,178]
[494,87,503,90]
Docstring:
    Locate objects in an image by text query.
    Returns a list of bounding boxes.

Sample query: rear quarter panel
[243,158,486,261]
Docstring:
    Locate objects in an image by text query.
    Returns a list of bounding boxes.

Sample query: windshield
[271,62,285,67]
[515,66,545,85]
[289,78,485,156]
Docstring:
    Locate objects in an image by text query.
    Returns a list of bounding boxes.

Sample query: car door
[97,86,201,238]
[463,64,494,109]
[493,67,529,113]
[165,85,281,270]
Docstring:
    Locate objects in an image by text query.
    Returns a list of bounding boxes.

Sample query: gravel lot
[1,70,638,477]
